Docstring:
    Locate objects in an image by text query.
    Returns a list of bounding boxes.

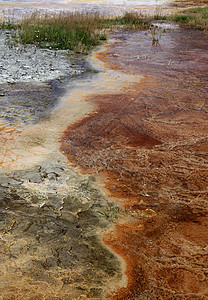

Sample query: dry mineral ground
[0,0,208,299]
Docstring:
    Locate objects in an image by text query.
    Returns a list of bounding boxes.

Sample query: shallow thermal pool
[0,0,173,20]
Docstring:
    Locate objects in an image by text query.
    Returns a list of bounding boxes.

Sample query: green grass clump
[117,12,150,28]
[18,12,107,53]
[0,20,19,30]
[100,12,152,29]
[97,207,119,222]
[171,6,208,31]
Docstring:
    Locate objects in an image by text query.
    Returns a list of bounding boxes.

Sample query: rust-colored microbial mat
[61,27,208,298]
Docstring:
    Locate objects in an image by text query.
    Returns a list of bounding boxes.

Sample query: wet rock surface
[0,81,61,127]
[0,157,122,298]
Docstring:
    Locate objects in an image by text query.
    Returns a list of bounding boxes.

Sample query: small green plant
[85,180,90,188]
[97,207,119,222]
[80,179,91,189]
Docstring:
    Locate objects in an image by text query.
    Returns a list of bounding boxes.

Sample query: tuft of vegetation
[114,12,150,28]
[0,20,19,30]
[171,7,208,31]
[15,11,107,53]
[99,11,153,29]
[97,207,119,222]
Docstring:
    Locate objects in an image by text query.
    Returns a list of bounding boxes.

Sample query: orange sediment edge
[0,124,22,169]
[60,40,161,298]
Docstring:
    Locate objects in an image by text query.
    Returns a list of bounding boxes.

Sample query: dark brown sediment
[61,26,208,298]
